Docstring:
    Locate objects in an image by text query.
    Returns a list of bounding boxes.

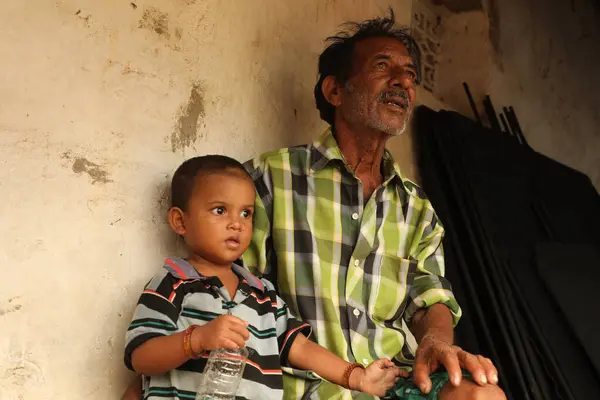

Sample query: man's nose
[388,67,413,88]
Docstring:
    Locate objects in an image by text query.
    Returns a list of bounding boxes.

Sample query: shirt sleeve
[124,268,183,371]
[272,292,312,367]
[404,206,462,327]
[243,157,276,282]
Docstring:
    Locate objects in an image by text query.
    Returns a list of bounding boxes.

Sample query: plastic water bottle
[195,347,249,400]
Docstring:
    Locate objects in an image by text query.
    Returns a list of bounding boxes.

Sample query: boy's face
[170,169,255,267]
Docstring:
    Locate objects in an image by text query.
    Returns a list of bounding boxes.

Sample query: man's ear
[168,207,187,236]
[321,75,343,107]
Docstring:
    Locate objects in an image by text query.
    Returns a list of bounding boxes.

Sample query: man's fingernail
[452,376,460,386]
[419,384,427,393]
[491,374,498,384]
[480,374,488,384]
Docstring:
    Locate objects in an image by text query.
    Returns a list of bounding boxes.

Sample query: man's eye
[212,207,225,215]
[407,71,416,79]
[376,62,387,70]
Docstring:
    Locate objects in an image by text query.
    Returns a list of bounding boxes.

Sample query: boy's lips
[225,236,241,248]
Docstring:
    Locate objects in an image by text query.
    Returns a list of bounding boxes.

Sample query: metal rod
[509,106,530,148]
[483,95,501,132]
[462,82,482,124]
[499,113,513,136]
[503,107,523,145]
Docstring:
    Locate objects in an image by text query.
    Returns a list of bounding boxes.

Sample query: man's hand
[356,359,408,397]
[192,315,250,352]
[413,334,499,394]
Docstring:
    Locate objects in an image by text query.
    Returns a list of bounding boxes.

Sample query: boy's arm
[131,315,249,376]
[287,333,364,390]
[288,334,406,396]
[270,287,405,396]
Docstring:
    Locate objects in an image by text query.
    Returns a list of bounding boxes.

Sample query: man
[242,10,505,400]
[123,10,505,400]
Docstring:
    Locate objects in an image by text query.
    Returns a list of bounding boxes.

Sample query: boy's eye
[241,210,252,218]
[212,207,225,215]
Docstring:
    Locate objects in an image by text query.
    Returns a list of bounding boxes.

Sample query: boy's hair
[171,155,250,211]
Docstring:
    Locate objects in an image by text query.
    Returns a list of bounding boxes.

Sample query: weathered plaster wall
[487,0,600,188]
[429,0,600,189]
[2,0,597,398]
[0,1,417,398]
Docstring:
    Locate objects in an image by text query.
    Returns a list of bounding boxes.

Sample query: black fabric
[415,106,600,400]
[535,243,600,379]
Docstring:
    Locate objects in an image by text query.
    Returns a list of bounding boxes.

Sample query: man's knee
[440,379,507,400]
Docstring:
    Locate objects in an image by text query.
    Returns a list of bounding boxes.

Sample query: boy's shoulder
[257,277,277,293]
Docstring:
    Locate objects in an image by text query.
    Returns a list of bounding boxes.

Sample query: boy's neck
[187,255,232,277]
[186,255,239,299]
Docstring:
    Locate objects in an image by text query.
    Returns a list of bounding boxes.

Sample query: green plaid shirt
[243,129,461,399]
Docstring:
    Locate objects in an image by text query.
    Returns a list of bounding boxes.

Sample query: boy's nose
[228,219,242,231]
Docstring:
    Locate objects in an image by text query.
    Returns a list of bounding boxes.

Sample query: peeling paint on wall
[67,155,112,184]
[171,83,205,152]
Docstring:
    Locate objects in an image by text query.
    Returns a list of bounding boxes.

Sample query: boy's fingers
[229,323,250,340]
[224,315,249,326]
[221,338,241,350]
[227,332,247,348]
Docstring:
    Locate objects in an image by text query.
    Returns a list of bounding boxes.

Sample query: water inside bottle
[195,347,250,400]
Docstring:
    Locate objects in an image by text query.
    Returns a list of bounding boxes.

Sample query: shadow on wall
[244,8,327,153]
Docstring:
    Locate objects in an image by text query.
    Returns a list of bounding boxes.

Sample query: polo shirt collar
[163,257,265,293]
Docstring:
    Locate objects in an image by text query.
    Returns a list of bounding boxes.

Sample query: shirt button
[363,358,369,365]
[354,259,360,266]
[351,212,359,220]
[353,309,360,317]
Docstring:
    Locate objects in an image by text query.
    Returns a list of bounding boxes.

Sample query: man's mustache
[377,90,411,108]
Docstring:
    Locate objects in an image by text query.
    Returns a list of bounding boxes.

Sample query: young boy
[124,155,406,399]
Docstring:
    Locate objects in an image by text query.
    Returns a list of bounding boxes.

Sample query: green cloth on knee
[386,370,472,400]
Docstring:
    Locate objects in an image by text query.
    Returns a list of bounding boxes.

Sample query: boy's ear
[168,207,187,236]
[322,75,343,107]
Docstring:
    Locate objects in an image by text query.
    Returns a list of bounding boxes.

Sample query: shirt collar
[163,257,265,293]
[308,128,416,196]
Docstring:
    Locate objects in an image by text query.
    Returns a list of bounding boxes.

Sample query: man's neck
[334,121,388,176]
[333,119,389,199]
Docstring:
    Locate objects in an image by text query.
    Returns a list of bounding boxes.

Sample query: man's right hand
[192,315,250,352]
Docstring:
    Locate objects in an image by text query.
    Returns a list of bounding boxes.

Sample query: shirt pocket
[368,254,417,324]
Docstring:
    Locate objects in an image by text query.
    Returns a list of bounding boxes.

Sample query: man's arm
[404,205,498,394]
[410,304,499,393]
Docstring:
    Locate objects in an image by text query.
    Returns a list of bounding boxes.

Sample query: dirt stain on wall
[139,7,170,38]
[72,158,111,184]
[171,83,205,152]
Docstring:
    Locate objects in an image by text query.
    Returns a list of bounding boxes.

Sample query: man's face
[338,37,418,136]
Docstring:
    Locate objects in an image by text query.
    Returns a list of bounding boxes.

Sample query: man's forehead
[354,37,411,61]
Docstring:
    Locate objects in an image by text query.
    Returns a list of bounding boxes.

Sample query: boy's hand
[355,359,408,397]
[192,315,250,352]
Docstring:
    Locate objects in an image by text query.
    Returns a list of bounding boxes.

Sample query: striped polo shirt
[124,257,311,400]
